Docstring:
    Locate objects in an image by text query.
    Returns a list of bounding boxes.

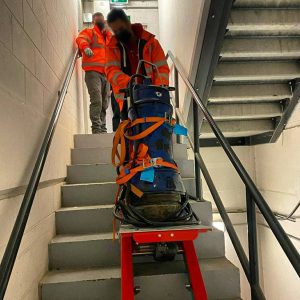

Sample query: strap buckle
[142,157,161,168]
[164,112,172,124]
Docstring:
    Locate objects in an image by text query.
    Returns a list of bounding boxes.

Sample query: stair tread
[58,200,209,211]
[51,232,115,244]
[63,177,196,188]
[63,182,116,187]
[51,227,222,244]
[57,204,114,212]
[41,257,236,284]
[68,158,193,167]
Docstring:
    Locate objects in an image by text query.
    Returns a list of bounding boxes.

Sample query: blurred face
[93,14,105,30]
[109,19,132,43]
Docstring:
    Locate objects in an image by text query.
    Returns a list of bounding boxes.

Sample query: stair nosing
[57,204,114,212]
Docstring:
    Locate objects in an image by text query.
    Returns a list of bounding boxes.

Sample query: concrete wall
[122,1,159,38]
[201,146,254,299]
[0,0,84,299]
[254,107,300,299]
[158,0,208,120]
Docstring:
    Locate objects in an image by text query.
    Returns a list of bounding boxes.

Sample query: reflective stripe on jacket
[105,25,169,110]
[76,26,112,73]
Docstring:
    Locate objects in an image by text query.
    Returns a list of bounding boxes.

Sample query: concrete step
[214,61,300,83]
[41,258,240,300]
[173,143,188,160]
[62,182,118,207]
[55,200,212,235]
[209,83,291,103]
[74,133,114,149]
[61,177,198,207]
[66,163,115,184]
[208,103,282,121]
[201,119,274,138]
[233,0,300,8]
[227,9,300,36]
[56,204,115,234]
[48,230,225,270]
[221,37,300,60]
[72,147,112,164]
[71,143,188,165]
[66,160,194,184]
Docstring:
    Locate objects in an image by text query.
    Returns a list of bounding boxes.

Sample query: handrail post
[174,68,180,144]
[246,188,260,300]
[193,100,202,200]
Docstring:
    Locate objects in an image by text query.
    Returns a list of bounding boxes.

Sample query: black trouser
[111,92,120,131]
[111,93,129,131]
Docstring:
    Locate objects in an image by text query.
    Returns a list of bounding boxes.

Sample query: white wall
[117,1,160,38]
[158,0,207,120]
[0,0,84,299]
[201,146,254,300]
[254,108,300,299]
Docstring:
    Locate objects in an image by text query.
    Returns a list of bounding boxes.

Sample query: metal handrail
[0,49,79,299]
[167,50,300,296]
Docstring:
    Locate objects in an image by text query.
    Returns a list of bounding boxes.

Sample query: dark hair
[92,12,104,20]
[107,8,129,23]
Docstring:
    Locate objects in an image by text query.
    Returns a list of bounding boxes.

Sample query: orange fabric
[111,116,178,187]
[105,25,170,108]
[76,26,112,73]
[116,158,178,185]
[111,119,130,167]
[111,117,175,168]
[130,184,144,198]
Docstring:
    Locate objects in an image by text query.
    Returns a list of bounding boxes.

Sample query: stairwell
[39,133,241,300]
[202,0,300,140]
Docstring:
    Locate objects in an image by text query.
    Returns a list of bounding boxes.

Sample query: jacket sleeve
[76,29,92,52]
[105,47,131,93]
[151,39,170,86]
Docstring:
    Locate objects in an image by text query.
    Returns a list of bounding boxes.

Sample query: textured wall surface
[0,0,84,299]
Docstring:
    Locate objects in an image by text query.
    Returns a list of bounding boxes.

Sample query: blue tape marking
[174,124,188,136]
[140,167,155,183]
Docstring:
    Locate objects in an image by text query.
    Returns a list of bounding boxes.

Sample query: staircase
[39,133,241,299]
[202,0,300,141]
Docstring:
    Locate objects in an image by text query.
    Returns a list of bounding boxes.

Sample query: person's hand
[84,48,94,57]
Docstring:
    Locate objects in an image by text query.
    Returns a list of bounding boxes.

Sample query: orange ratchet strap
[116,157,178,185]
[111,116,176,167]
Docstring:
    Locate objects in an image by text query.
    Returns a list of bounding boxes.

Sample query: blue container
[128,84,186,195]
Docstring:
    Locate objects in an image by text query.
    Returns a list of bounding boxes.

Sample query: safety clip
[150,157,162,167]
[142,157,160,169]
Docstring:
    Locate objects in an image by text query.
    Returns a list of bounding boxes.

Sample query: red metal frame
[120,228,208,300]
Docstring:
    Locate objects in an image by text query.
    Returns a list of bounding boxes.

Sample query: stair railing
[167,50,300,300]
[0,49,79,299]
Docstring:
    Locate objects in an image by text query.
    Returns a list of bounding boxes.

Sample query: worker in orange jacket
[76,12,112,133]
[105,8,169,120]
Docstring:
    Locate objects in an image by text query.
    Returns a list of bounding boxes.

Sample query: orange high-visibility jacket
[105,25,169,110]
[76,26,112,74]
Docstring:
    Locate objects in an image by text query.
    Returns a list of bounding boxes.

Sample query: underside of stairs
[201,0,300,144]
[39,133,241,300]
